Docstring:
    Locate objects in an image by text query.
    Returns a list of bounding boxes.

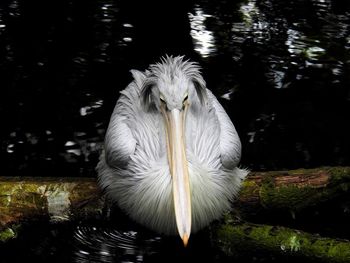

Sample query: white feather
[97,56,248,235]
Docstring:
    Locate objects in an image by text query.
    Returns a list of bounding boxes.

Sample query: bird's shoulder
[205,89,242,169]
[103,70,149,168]
[105,70,164,169]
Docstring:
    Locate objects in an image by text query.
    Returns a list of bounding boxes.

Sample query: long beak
[161,106,191,246]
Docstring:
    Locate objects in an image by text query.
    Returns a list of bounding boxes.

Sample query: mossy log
[0,166,349,249]
[0,177,103,242]
[236,166,350,217]
[212,215,350,263]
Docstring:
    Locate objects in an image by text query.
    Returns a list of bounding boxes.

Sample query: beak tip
[182,234,189,247]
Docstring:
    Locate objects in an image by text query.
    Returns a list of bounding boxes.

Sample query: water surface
[1,0,349,176]
[0,0,349,262]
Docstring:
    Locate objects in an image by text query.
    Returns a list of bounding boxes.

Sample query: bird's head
[140,55,207,246]
[141,55,207,111]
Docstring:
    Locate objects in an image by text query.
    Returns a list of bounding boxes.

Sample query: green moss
[213,218,350,262]
[0,225,19,243]
[256,167,350,212]
[241,179,259,190]
[328,167,350,184]
[0,228,15,242]
[327,242,350,261]
[259,178,322,211]
[239,180,260,198]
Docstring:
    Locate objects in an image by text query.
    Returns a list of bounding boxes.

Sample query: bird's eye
[182,94,189,110]
[183,94,188,102]
[160,94,166,103]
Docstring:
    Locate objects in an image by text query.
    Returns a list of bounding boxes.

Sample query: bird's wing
[207,89,242,169]
[104,70,146,168]
[104,97,137,168]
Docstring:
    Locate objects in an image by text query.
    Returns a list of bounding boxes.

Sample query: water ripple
[73,225,161,263]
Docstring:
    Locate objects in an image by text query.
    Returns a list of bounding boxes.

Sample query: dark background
[1,0,350,178]
[1,0,350,262]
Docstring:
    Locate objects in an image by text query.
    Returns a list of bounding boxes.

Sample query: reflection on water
[73,225,161,263]
[1,219,219,262]
[195,0,350,170]
[0,0,349,174]
[0,0,350,260]
[188,6,216,58]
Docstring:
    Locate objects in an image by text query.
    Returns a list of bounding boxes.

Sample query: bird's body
[97,56,247,243]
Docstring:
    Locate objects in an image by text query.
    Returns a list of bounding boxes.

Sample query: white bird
[97,55,248,246]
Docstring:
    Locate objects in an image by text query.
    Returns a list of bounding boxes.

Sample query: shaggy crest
[141,55,207,110]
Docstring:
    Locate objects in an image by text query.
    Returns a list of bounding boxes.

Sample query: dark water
[1,223,221,263]
[1,0,349,176]
[1,0,350,262]
[1,198,350,263]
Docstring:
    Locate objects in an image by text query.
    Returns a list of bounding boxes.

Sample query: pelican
[97,55,248,246]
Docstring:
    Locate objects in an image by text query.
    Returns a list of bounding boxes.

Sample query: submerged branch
[212,215,350,263]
